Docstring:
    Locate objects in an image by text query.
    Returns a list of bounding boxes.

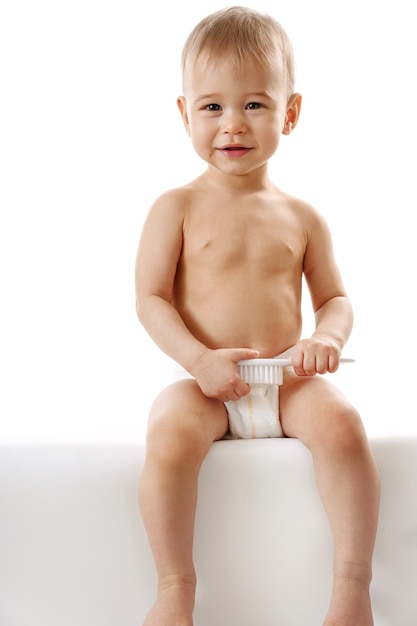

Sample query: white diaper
[225,347,293,439]
[225,383,282,439]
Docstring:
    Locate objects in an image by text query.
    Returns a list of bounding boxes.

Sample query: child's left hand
[291,336,341,376]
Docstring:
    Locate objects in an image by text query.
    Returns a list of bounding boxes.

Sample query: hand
[291,336,341,376]
[192,348,259,401]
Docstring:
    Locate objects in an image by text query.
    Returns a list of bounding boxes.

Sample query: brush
[238,357,355,385]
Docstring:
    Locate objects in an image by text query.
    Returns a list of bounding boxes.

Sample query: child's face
[178,54,297,177]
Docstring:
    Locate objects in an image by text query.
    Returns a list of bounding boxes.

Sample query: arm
[135,191,207,371]
[292,209,353,376]
[135,190,257,399]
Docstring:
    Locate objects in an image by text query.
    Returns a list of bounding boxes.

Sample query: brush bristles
[238,363,283,385]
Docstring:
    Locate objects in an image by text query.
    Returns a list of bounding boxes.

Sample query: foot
[323,575,373,626]
[143,577,195,626]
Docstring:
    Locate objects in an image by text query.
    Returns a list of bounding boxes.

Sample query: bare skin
[135,50,379,626]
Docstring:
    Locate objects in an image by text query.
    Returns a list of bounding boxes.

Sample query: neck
[203,163,273,193]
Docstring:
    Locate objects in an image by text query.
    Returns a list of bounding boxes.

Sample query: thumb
[233,348,259,362]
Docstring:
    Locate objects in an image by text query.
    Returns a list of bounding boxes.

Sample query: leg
[280,373,380,626]
[139,379,229,626]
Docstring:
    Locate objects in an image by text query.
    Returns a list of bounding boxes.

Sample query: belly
[175,279,302,356]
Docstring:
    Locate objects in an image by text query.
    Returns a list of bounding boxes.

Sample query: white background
[1,0,416,443]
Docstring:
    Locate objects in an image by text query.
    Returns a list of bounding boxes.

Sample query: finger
[234,380,251,398]
[315,353,330,375]
[291,351,305,375]
[297,352,317,376]
[293,361,307,376]
[328,353,340,373]
[223,380,250,402]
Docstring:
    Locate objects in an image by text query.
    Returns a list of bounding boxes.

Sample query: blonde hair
[181,6,295,95]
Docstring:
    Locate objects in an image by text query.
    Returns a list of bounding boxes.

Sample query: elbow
[316,294,351,313]
[135,296,146,325]
[135,298,141,321]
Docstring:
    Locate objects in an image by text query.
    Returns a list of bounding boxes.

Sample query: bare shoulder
[145,182,197,223]
[282,190,332,240]
[283,190,326,221]
[136,179,202,280]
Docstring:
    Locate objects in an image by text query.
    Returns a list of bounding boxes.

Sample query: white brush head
[237,359,289,385]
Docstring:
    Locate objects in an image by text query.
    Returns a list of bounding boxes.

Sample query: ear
[282,93,302,135]
[177,96,191,136]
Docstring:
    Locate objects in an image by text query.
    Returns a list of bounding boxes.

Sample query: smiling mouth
[219,145,252,157]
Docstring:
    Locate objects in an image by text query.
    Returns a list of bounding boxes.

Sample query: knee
[315,400,368,459]
[145,396,210,470]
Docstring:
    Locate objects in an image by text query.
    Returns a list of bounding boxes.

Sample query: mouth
[221,144,249,150]
[218,145,252,157]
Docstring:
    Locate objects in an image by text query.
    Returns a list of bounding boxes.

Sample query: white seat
[0,437,416,625]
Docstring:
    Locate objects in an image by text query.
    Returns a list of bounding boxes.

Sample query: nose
[221,108,246,135]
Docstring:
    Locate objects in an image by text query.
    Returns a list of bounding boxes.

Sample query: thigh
[279,371,361,447]
[147,378,230,445]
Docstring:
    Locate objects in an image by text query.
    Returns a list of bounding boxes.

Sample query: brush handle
[238,357,355,367]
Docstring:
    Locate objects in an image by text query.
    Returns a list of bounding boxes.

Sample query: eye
[246,102,262,110]
[205,103,222,111]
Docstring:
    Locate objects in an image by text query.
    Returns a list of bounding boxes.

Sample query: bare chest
[181,204,306,275]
